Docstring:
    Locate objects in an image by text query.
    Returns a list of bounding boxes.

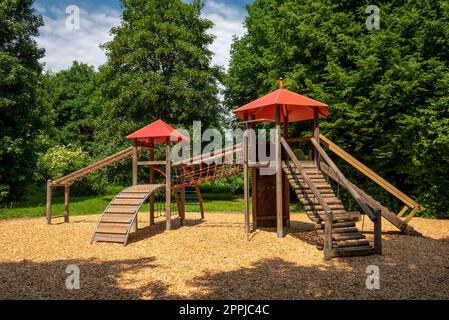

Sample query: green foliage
[200,172,244,194]
[95,0,223,158]
[34,145,106,195]
[39,61,101,148]
[225,0,449,217]
[0,0,44,204]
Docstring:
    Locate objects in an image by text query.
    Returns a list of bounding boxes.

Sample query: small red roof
[126,119,189,143]
[233,81,328,123]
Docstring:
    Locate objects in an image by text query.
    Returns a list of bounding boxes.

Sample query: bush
[34,145,106,195]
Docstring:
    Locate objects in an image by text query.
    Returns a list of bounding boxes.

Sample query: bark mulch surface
[0,212,448,299]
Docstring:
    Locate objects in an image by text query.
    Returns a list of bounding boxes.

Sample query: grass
[0,185,304,220]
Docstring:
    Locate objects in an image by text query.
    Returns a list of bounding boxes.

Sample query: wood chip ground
[0,212,448,299]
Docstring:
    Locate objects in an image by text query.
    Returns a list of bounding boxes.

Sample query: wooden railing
[318,134,422,235]
[280,138,334,259]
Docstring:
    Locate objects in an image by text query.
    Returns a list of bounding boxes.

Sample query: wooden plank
[101,214,135,223]
[397,205,409,218]
[96,223,129,234]
[320,134,420,209]
[94,233,127,243]
[149,141,155,226]
[116,192,148,199]
[111,198,142,206]
[106,206,137,214]
[332,246,375,257]
[137,160,165,166]
[320,162,422,236]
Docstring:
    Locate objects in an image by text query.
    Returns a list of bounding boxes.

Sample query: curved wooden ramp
[91,184,164,245]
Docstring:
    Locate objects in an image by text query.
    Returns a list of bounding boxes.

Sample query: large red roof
[126,119,189,144]
[233,84,328,123]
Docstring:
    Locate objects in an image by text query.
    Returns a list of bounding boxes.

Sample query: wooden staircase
[91,184,164,245]
[283,160,376,256]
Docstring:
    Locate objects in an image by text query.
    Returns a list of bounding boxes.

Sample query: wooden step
[110,198,142,206]
[304,204,345,211]
[96,223,129,234]
[297,197,342,205]
[101,213,135,223]
[315,221,356,229]
[317,227,359,234]
[317,240,370,250]
[332,246,375,257]
[106,206,138,214]
[322,232,365,241]
[93,233,127,243]
[116,192,148,199]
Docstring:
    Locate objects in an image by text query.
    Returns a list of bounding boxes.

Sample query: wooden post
[275,104,284,238]
[132,141,138,186]
[374,209,382,254]
[46,179,52,225]
[64,185,70,223]
[165,137,171,230]
[283,111,290,227]
[324,209,333,260]
[131,141,138,231]
[180,166,186,225]
[243,112,250,238]
[313,107,320,169]
[149,139,155,226]
[251,114,257,231]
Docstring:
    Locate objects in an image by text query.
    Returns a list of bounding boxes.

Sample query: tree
[95,0,223,157]
[0,0,44,203]
[225,0,449,217]
[40,61,101,149]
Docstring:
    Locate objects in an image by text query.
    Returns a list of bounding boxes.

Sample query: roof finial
[279,77,284,89]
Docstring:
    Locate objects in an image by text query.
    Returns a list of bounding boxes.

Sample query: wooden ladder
[283,161,376,256]
[91,184,165,245]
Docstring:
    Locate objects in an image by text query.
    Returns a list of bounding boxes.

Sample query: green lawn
[0,185,304,220]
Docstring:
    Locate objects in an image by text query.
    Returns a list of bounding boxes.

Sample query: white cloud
[34,1,246,72]
[35,6,121,72]
[202,1,247,69]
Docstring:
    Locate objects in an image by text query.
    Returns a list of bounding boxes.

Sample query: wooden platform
[282,161,377,257]
[91,184,165,245]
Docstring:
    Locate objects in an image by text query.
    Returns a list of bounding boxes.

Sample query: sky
[33,0,252,72]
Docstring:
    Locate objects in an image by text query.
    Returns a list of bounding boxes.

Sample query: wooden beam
[285,136,312,143]
[275,104,284,238]
[165,137,171,230]
[64,185,70,223]
[397,205,409,218]
[283,112,290,228]
[132,142,138,186]
[373,209,382,254]
[320,162,422,236]
[46,179,52,225]
[313,107,319,165]
[319,134,421,209]
[251,114,257,231]
[149,140,155,226]
[243,111,250,238]
[138,161,165,166]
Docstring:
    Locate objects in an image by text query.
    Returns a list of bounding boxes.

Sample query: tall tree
[225,0,449,217]
[0,0,44,203]
[96,0,222,156]
[41,61,101,149]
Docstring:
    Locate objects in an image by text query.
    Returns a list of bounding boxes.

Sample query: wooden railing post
[324,208,333,260]
[46,179,52,225]
[64,185,70,223]
[374,208,382,254]
[132,141,138,186]
[313,107,320,169]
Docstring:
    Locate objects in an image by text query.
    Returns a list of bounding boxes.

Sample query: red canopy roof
[126,119,189,144]
[233,81,328,123]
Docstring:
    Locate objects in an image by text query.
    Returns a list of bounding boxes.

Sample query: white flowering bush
[35,145,105,195]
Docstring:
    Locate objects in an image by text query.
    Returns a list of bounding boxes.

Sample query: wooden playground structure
[45,79,423,260]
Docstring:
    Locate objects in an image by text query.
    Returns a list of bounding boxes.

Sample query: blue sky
[33,0,252,71]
